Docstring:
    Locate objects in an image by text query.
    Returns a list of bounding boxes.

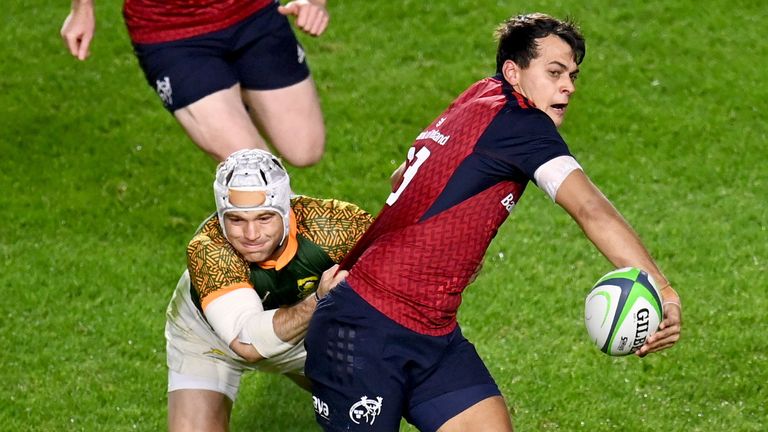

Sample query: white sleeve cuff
[533,155,582,201]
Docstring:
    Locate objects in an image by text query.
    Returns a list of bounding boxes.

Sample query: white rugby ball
[584,267,663,356]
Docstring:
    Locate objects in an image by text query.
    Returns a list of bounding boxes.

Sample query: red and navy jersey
[342,75,574,336]
[123,0,274,44]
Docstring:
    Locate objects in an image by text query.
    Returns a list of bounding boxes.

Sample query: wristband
[314,290,322,302]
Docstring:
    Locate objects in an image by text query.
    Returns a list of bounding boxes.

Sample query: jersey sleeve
[292,196,375,263]
[186,217,252,309]
[478,108,575,181]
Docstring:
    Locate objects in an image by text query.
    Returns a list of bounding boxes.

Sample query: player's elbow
[229,340,267,363]
[239,350,266,363]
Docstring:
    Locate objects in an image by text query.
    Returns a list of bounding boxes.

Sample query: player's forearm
[229,305,306,363]
[556,170,669,287]
[272,265,345,343]
[230,295,318,362]
[272,295,318,344]
[576,199,668,288]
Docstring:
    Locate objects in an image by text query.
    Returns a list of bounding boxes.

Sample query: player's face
[224,210,285,263]
[505,35,580,127]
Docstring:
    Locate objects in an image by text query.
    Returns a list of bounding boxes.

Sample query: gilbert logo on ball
[584,267,662,356]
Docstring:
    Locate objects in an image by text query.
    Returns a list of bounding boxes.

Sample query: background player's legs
[437,396,513,432]
[168,389,233,432]
[242,77,325,167]
[174,84,268,162]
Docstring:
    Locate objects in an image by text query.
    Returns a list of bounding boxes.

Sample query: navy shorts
[305,281,502,432]
[132,2,310,112]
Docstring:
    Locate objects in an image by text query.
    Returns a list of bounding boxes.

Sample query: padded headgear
[213,149,292,244]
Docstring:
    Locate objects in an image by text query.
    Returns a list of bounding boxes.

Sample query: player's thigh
[168,388,233,432]
[173,85,267,161]
[406,328,507,432]
[133,36,266,161]
[437,396,513,432]
[132,37,238,114]
[241,79,324,167]
[230,2,322,166]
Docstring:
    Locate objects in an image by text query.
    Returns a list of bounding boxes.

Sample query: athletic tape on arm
[533,155,582,201]
[204,288,294,358]
[238,308,294,358]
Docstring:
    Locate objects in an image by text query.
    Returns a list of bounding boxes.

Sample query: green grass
[2,1,766,430]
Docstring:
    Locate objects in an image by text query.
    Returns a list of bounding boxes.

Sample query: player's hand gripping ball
[584,267,662,356]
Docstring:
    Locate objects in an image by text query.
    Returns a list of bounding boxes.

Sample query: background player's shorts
[305,281,502,432]
[166,271,307,401]
[132,2,311,112]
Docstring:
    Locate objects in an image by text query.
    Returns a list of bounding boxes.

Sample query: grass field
[2,1,767,431]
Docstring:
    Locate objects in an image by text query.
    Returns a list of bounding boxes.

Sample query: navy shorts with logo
[132,2,310,112]
[305,281,502,432]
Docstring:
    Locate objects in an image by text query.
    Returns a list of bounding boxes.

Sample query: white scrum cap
[213,149,292,244]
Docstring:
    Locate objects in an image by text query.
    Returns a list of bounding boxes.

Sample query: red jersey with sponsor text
[342,76,574,336]
[124,0,274,44]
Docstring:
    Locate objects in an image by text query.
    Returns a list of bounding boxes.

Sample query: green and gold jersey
[186,196,373,312]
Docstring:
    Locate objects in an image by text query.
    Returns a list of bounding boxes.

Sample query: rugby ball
[584,267,662,356]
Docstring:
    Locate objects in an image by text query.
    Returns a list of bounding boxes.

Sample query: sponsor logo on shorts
[155,76,173,107]
[349,396,383,426]
[313,395,330,419]
[297,45,306,64]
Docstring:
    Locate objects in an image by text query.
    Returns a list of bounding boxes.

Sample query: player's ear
[501,60,521,87]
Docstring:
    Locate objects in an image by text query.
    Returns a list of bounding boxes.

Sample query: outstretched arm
[61,0,95,60]
[229,265,347,362]
[278,0,330,37]
[555,169,682,356]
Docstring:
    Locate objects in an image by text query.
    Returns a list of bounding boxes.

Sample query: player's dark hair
[495,13,585,73]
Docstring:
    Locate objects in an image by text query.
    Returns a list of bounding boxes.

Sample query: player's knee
[279,134,325,167]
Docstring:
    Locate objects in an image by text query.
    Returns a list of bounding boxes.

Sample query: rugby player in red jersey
[305,13,682,431]
[61,0,329,164]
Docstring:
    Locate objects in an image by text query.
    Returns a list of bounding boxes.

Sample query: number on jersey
[386,146,431,205]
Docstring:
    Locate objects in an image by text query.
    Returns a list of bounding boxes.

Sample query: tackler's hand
[316,264,347,300]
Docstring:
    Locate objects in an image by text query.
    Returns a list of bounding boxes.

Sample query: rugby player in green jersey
[165,149,372,431]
